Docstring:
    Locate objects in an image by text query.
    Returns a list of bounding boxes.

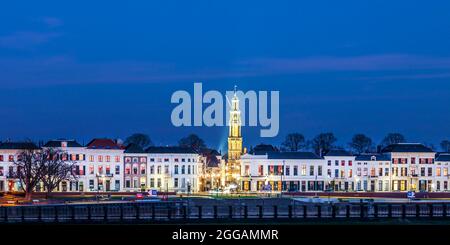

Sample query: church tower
[225,86,243,186]
[228,86,243,161]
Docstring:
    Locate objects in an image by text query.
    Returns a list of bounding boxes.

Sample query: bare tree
[124,133,153,148]
[179,134,206,151]
[349,134,373,154]
[381,133,406,147]
[14,148,45,200]
[41,148,77,198]
[281,133,306,152]
[311,133,337,157]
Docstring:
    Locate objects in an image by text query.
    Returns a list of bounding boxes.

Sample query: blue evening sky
[1,1,450,151]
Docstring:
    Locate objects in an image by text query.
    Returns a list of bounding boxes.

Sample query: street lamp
[280,160,285,197]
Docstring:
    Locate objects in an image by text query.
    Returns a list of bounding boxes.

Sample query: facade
[240,151,324,192]
[435,153,450,191]
[42,139,86,192]
[1,139,450,194]
[0,142,40,192]
[146,146,201,193]
[324,150,356,192]
[240,143,450,193]
[354,154,391,192]
[381,143,436,192]
[85,139,124,192]
[123,144,148,191]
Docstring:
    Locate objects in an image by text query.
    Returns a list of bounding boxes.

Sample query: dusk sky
[1,1,450,151]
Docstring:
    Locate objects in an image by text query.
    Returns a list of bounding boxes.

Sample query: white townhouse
[434,153,450,192]
[240,151,325,192]
[0,142,40,192]
[324,150,356,192]
[146,146,201,193]
[84,139,124,192]
[42,139,87,192]
[123,144,148,191]
[354,154,391,192]
[381,143,436,192]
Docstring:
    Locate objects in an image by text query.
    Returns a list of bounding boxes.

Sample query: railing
[0,201,449,223]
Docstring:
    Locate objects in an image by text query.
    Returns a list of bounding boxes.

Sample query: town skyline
[1,1,450,151]
[1,131,449,155]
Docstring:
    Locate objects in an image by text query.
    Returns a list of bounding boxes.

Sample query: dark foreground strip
[2,221,450,244]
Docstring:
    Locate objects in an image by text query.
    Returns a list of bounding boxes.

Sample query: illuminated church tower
[225,86,243,185]
[228,86,243,161]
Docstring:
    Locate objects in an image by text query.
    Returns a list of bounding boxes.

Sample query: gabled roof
[436,153,450,162]
[325,149,353,157]
[124,143,145,153]
[355,154,390,161]
[145,146,197,154]
[251,144,278,155]
[381,143,434,153]
[264,151,322,160]
[199,148,221,156]
[86,138,124,150]
[44,139,82,148]
[0,142,40,150]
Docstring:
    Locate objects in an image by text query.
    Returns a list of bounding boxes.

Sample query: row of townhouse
[0,138,203,193]
[240,143,450,192]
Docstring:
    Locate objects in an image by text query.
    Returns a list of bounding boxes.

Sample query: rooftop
[381,143,434,153]
[0,142,40,150]
[251,144,279,155]
[254,151,322,160]
[86,138,124,150]
[436,153,450,162]
[44,139,82,148]
[145,146,197,154]
[325,149,353,157]
[355,154,390,161]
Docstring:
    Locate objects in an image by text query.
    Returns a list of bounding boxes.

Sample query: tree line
[124,132,450,157]
[280,132,450,156]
